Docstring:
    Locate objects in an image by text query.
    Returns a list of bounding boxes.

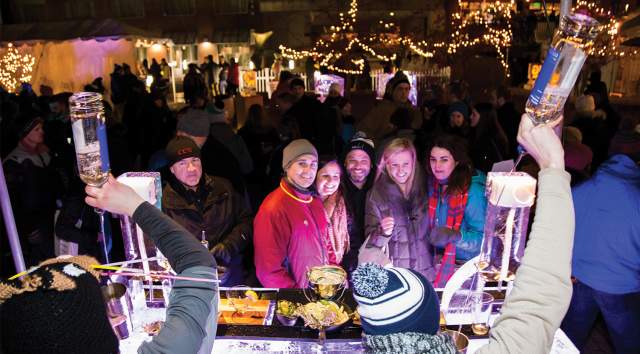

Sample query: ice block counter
[478,172,537,283]
[118,287,578,353]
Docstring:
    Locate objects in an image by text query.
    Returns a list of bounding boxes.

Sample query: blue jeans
[561,280,640,354]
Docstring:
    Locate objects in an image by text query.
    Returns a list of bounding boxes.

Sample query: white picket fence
[369,67,451,96]
[254,68,307,98]
[251,67,450,99]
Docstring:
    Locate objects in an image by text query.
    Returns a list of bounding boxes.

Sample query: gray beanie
[177,108,211,137]
[282,139,318,169]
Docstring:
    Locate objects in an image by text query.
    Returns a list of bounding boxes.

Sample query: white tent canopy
[0,19,171,94]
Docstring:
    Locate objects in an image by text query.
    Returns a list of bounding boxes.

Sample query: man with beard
[339,134,376,273]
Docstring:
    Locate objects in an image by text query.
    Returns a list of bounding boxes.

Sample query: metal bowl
[276,314,299,326]
[307,265,347,300]
[323,302,352,332]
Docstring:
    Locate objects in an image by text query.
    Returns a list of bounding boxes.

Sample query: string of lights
[280,0,637,75]
[0,43,36,93]
[572,1,640,59]
[279,0,399,74]
[405,0,514,77]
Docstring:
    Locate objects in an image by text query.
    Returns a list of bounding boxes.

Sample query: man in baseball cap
[163,136,252,286]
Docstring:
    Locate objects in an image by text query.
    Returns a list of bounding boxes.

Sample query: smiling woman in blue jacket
[426,134,487,287]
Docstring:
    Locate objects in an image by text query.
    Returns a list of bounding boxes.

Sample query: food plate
[295,300,351,331]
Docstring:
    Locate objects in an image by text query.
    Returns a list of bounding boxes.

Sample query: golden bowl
[306,265,347,300]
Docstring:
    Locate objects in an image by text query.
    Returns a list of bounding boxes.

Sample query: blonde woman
[361,138,456,281]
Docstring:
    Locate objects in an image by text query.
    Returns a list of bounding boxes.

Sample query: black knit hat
[166,136,201,166]
[14,111,43,140]
[0,256,119,354]
[343,132,376,164]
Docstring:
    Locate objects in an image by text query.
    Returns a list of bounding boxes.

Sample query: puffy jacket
[365,168,449,281]
[162,174,252,285]
[430,171,487,261]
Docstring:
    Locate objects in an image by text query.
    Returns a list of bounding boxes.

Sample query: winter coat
[341,178,372,274]
[162,174,252,286]
[3,145,61,264]
[571,154,640,294]
[430,171,487,261]
[55,184,100,258]
[365,168,445,281]
[209,122,254,175]
[356,99,422,144]
[253,179,330,288]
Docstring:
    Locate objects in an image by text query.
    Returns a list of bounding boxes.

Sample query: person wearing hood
[207,97,254,175]
[340,134,377,273]
[161,136,252,286]
[362,138,455,281]
[356,71,422,144]
[3,111,62,267]
[561,119,640,354]
[444,100,475,142]
[253,139,332,288]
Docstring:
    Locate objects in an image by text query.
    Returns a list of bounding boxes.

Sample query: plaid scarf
[428,179,468,287]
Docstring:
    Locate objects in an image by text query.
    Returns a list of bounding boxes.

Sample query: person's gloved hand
[216,265,231,284]
[429,226,461,247]
[210,243,232,265]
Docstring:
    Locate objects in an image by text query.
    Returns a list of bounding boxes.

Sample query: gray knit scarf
[363,332,458,354]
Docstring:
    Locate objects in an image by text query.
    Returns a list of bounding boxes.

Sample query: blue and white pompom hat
[351,263,440,335]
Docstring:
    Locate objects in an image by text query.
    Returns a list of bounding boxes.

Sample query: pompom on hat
[0,256,119,354]
[351,263,440,336]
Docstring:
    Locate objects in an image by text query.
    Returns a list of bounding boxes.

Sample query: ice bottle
[525,13,600,125]
[69,92,110,186]
[477,172,537,282]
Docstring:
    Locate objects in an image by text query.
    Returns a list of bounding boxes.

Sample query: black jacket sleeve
[132,202,216,273]
[220,189,253,255]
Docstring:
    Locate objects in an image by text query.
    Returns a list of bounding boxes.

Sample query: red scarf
[428,179,469,287]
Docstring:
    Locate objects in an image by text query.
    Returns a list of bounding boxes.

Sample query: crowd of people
[1,64,639,353]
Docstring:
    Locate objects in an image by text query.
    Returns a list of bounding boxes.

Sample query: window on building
[214,0,250,14]
[63,0,95,19]
[111,0,144,18]
[163,0,195,16]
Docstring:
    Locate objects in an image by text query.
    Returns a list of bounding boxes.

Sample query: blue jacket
[572,154,640,294]
[435,171,487,261]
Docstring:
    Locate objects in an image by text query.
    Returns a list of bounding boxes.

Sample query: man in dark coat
[340,134,377,274]
[162,137,252,286]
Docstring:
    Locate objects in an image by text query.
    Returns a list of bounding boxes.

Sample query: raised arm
[477,115,574,354]
[85,175,218,354]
